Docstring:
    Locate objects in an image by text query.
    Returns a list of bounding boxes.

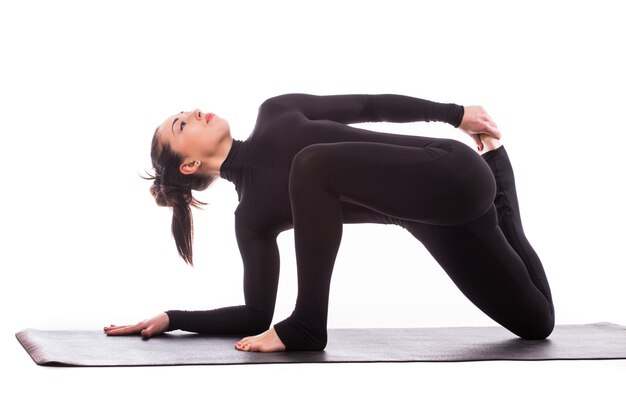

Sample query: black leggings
[273,139,555,350]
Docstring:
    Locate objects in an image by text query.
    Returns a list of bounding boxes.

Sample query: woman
[104,93,555,352]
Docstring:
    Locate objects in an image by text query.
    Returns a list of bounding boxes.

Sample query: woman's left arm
[263,93,465,126]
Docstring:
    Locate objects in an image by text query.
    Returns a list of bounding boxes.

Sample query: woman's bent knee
[291,144,332,175]
[517,310,555,340]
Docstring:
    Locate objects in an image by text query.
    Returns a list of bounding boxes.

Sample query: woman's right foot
[234,326,286,352]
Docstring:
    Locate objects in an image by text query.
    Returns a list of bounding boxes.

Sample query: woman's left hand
[459,106,501,151]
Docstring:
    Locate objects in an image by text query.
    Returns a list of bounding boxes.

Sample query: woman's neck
[201,135,234,178]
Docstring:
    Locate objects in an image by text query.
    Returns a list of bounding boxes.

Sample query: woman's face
[157,108,231,163]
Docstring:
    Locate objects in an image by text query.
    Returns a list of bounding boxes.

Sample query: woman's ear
[179,160,201,175]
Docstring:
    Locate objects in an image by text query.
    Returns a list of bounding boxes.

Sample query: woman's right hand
[459,105,501,151]
[103,312,170,339]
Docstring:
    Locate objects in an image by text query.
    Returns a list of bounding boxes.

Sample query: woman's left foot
[478,133,503,155]
[235,326,286,352]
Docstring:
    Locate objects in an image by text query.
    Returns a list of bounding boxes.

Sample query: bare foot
[235,326,286,352]
[479,133,503,156]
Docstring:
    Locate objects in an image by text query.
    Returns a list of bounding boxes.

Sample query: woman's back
[220,93,465,233]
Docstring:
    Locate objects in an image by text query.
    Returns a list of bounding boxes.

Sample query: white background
[1,0,624,415]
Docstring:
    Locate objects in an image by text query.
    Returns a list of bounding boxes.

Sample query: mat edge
[15,329,49,366]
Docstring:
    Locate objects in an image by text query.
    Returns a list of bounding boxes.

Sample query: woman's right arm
[104,218,280,337]
[263,93,465,126]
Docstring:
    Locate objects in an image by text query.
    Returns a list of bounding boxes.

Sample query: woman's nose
[193,108,202,119]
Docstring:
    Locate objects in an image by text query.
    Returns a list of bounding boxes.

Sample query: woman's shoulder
[259,93,304,108]
[251,96,308,136]
[258,93,321,116]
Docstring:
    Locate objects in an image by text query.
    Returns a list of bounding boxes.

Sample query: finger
[106,323,144,336]
[486,125,501,139]
[141,325,156,339]
[108,324,136,331]
[104,324,130,333]
[106,327,136,336]
[479,113,499,132]
[103,324,125,331]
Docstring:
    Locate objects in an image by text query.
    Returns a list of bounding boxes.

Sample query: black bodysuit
[165,94,555,350]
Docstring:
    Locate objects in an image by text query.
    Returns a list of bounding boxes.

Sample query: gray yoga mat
[15,322,626,367]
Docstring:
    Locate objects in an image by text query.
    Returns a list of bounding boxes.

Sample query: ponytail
[143,127,214,265]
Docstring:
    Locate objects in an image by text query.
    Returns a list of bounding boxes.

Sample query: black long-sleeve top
[165,93,464,334]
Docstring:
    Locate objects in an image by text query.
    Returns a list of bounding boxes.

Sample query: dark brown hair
[143,127,215,265]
